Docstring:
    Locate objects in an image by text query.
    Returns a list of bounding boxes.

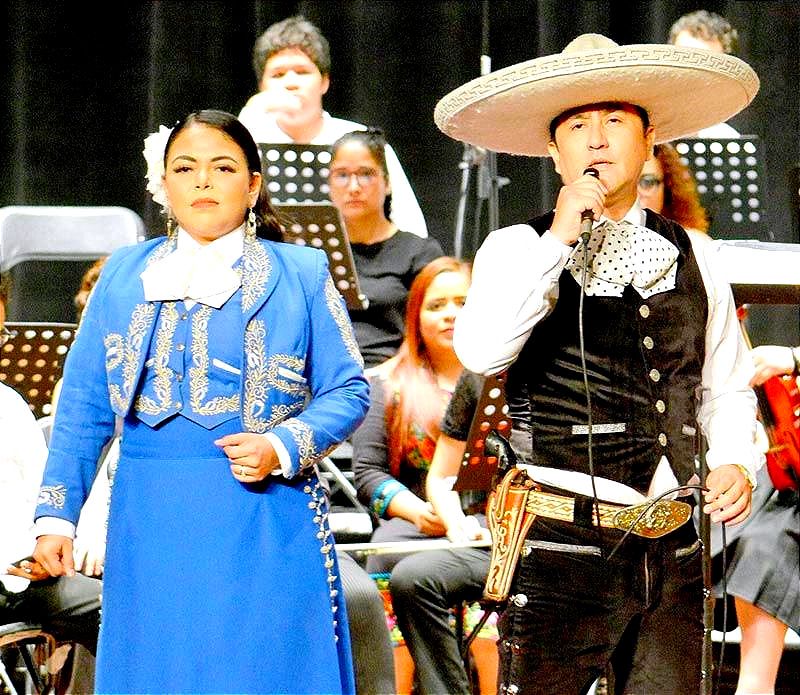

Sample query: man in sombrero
[435,34,762,694]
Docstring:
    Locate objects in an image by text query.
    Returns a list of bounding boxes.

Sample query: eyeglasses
[0,325,17,347]
[329,168,379,188]
[638,174,664,191]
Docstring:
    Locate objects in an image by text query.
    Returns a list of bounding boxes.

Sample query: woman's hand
[414,501,447,537]
[750,345,795,386]
[32,535,75,577]
[215,432,280,483]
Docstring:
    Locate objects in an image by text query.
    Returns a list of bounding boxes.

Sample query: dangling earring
[245,208,257,241]
[166,216,177,241]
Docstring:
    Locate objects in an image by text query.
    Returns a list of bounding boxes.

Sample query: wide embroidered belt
[484,468,692,604]
[524,489,692,539]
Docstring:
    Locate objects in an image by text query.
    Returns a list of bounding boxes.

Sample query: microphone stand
[451,4,508,260]
[698,432,714,695]
[454,144,485,260]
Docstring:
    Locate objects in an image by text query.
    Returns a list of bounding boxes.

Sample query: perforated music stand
[672,136,768,241]
[258,143,332,204]
[0,322,76,418]
[453,372,511,492]
[276,203,368,311]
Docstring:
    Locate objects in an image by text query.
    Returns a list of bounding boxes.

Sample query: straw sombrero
[434,33,759,156]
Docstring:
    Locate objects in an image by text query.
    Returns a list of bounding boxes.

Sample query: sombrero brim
[434,44,760,156]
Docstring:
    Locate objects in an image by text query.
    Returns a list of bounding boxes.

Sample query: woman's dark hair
[331,128,392,219]
[164,109,283,241]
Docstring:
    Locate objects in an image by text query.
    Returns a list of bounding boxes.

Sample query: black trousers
[4,574,101,654]
[497,516,703,695]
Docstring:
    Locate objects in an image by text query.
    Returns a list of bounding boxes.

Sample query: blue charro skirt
[96,415,354,694]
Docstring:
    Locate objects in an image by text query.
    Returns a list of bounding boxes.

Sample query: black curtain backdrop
[2,0,798,342]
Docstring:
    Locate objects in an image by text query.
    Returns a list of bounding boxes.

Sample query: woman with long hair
[31,109,368,694]
[352,256,471,574]
[638,142,709,233]
[328,129,442,368]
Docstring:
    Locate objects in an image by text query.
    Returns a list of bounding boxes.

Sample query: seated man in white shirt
[239,15,428,238]
[668,9,741,138]
[434,33,761,695]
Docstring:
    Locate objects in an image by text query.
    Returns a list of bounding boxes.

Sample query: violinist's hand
[703,464,752,525]
[242,88,303,118]
[550,171,608,245]
[73,534,106,577]
[215,432,280,483]
[750,345,795,386]
[6,557,51,582]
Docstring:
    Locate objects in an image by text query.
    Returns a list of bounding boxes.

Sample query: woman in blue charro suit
[32,110,369,694]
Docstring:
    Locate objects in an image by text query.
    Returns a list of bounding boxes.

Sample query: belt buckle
[612,499,691,538]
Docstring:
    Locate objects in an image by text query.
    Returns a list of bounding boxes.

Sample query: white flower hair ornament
[142,125,173,214]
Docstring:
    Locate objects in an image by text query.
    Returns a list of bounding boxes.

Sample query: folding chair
[0,205,144,322]
[0,622,57,695]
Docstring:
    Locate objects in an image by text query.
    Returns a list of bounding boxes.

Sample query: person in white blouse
[434,33,762,695]
[0,272,102,656]
[239,14,428,238]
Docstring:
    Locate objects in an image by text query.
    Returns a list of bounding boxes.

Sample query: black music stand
[258,143,332,205]
[673,136,768,241]
[0,322,77,418]
[453,372,510,492]
[276,203,368,312]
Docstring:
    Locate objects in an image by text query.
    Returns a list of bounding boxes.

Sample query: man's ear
[645,125,655,155]
[547,140,561,176]
[320,74,330,97]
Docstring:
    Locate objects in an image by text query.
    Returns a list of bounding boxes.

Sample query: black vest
[512,210,708,493]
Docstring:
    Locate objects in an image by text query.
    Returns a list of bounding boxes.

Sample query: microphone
[580,167,600,244]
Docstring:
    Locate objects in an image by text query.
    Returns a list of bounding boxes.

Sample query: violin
[737,306,800,491]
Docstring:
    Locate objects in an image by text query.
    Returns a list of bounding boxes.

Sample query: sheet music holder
[0,322,77,418]
[672,136,768,241]
[453,372,511,492]
[276,203,368,311]
[258,143,332,204]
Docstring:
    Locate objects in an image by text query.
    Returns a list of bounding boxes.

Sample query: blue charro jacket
[35,235,369,524]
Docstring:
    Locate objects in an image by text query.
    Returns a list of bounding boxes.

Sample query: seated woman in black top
[328,129,442,368]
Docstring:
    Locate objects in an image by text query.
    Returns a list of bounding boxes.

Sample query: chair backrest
[0,206,144,321]
[0,323,76,418]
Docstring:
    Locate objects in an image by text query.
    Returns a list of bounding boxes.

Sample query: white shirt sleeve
[384,143,428,238]
[453,225,573,374]
[692,234,762,476]
[1,384,49,573]
[265,432,293,477]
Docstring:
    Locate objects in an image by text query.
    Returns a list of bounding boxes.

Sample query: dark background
[2,0,798,342]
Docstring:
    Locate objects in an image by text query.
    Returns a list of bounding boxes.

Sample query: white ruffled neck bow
[565,219,679,298]
[140,227,244,308]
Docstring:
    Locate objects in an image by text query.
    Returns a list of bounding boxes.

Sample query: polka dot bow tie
[565,220,679,298]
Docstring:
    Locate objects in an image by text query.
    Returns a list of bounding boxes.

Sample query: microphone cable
[605,482,730,695]
[578,227,604,537]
